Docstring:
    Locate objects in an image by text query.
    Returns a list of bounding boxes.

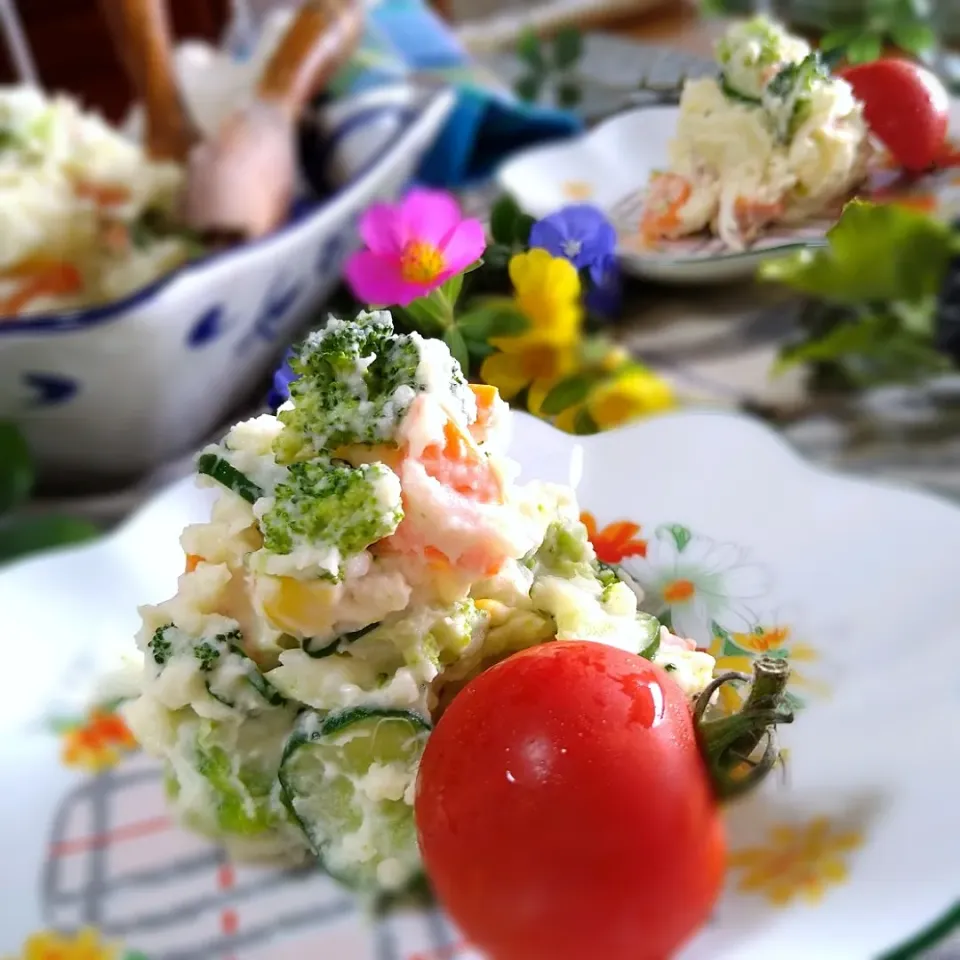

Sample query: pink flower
[344,188,486,307]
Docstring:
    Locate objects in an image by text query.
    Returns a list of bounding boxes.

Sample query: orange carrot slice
[185,554,202,573]
[74,180,131,207]
[640,173,691,244]
[0,260,83,316]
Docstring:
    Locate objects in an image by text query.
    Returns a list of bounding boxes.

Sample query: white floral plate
[496,101,960,284]
[1,410,959,960]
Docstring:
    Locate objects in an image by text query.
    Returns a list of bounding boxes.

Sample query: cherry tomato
[415,642,725,960]
[840,58,949,173]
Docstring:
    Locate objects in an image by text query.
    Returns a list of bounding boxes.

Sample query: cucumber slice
[301,621,382,659]
[720,75,761,105]
[206,643,286,710]
[638,612,662,661]
[197,453,264,504]
[279,707,431,892]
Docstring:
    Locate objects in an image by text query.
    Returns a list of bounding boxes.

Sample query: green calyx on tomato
[694,655,794,801]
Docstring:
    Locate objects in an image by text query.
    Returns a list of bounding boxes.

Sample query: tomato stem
[694,656,794,801]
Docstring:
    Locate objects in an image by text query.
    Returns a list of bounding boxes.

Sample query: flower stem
[694,656,794,802]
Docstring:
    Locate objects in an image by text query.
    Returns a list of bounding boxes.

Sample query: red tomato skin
[415,642,725,960]
[840,59,949,172]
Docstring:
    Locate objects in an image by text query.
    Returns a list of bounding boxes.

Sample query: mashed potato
[0,86,197,315]
[641,17,871,250]
[124,312,717,893]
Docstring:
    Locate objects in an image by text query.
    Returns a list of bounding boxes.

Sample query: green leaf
[443,326,470,373]
[483,243,512,271]
[572,407,598,435]
[490,196,523,246]
[456,300,531,340]
[844,32,883,63]
[819,27,864,52]
[0,422,33,516]
[663,523,692,553]
[889,21,935,55]
[514,213,536,247]
[540,374,595,415]
[404,294,450,334]
[0,514,100,565]
[758,200,957,305]
[517,28,545,71]
[514,73,543,103]
[552,27,583,69]
[556,80,582,108]
[440,272,464,310]
[467,340,496,360]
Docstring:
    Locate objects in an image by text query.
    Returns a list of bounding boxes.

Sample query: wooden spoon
[181,0,365,241]
[97,0,198,162]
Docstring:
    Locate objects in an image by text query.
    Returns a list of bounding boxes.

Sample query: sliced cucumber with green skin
[638,612,662,661]
[206,644,286,710]
[279,707,431,892]
[720,76,761,105]
[302,621,382,659]
[197,453,264,504]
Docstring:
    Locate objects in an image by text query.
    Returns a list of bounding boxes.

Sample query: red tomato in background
[840,58,949,172]
[415,642,725,960]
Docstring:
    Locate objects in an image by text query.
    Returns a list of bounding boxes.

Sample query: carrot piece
[640,173,691,244]
[74,180,131,207]
[0,260,83,315]
[185,554,202,573]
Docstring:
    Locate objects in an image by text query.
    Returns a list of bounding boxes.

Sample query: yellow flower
[708,624,828,715]
[12,927,120,960]
[480,249,582,401]
[587,368,676,429]
[729,817,864,906]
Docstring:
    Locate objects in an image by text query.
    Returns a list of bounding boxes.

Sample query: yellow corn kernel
[258,575,340,637]
[474,598,510,626]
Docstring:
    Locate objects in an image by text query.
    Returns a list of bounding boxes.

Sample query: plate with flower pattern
[0,409,959,960]
[496,102,960,284]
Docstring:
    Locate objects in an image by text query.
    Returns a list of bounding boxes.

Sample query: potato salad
[641,17,871,249]
[124,312,716,894]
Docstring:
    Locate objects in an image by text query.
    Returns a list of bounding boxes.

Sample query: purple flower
[586,255,623,321]
[266,348,298,410]
[528,205,617,272]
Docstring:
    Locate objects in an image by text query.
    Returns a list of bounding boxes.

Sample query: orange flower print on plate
[580,512,647,564]
[56,703,138,773]
[729,817,865,907]
[6,926,145,960]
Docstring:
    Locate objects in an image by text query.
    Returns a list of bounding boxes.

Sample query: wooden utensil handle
[257,0,365,119]
[98,0,197,162]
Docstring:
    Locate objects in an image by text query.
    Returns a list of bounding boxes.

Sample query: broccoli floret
[149,624,174,665]
[259,458,403,565]
[763,52,831,141]
[275,310,472,461]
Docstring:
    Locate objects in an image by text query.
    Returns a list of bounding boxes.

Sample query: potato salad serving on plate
[122,311,719,893]
[641,17,872,250]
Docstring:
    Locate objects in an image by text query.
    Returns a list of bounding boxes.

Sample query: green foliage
[0,422,99,566]
[514,27,585,108]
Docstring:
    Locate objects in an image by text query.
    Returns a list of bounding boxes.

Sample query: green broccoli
[275,311,472,462]
[259,458,403,566]
[148,624,174,665]
[762,52,831,141]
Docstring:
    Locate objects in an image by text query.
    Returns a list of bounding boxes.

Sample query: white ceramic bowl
[0,83,455,484]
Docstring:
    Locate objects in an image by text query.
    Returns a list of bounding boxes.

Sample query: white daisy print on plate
[622,523,770,646]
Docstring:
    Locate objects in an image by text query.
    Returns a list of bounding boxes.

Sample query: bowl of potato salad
[123,310,714,892]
